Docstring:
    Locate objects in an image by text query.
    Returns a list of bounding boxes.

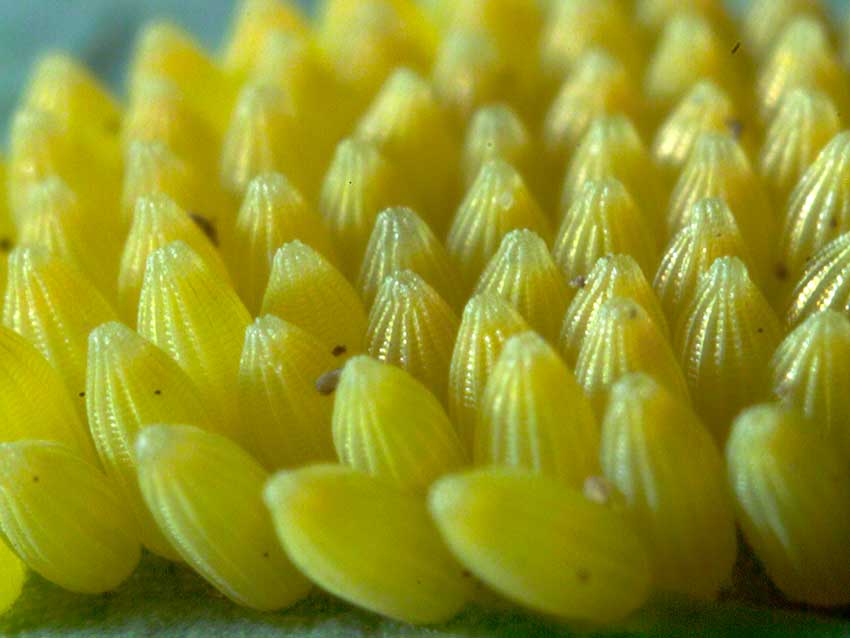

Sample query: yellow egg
[477,331,599,486]
[332,355,466,491]
[136,424,311,609]
[0,440,140,594]
[264,464,473,624]
[239,315,337,469]
[429,468,652,623]
[727,404,850,606]
[448,293,530,450]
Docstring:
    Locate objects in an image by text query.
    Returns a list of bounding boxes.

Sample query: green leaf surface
[2,554,848,638]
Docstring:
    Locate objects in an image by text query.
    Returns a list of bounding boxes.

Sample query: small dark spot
[154,389,162,395]
[316,368,342,395]
[628,307,638,319]
[189,212,218,246]
[416,579,422,585]
[32,475,39,483]
[805,254,813,263]
[104,117,121,135]
[569,275,587,289]
[78,391,86,398]
[576,568,590,584]
[731,42,741,54]
[0,237,12,253]
[829,217,839,229]
[774,263,788,281]
[332,345,347,357]
[757,327,764,333]
[262,551,269,558]
[726,118,744,140]
[461,569,472,579]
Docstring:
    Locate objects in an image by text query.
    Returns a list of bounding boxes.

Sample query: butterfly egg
[667,132,775,272]
[554,177,658,286]
[358,206,461,310]
[366,270,459,403]
[136,241,251,445]
[447,159,551,293]
[651,81,739,181]
[355,68,458,234]
[0,537,25,615]
[560,114,663,236]
[264,464,473,624]
[0,325,95,462]
[7,109,118,223]
[477,331,599,486]
[0,440,140,594]
[316,0,435,113]
[786,231,850,326]
[654,197,755,325]
[474,229,568,343]
[675,256,782,442]
[220,82,317,204]
[239,315,337,470]
[726,404,850,607]
[22,53,121,141]
[757,16,847,122]
[261,240,367,358]
[635,0,732,34]
[543,49,641,175]
[86,321,219,559]
[332,355,466,491]
[128,21,235,135]
[449,293,530,450]
[251,33,349,165]
[17,175,120,300]
[741,0,823,61]
[2,246,117,415]
[759,88,840,213]
[576,296,688,416]
[601,373,737,599]
[439,0,542,63]
[644,12,740,116]
[135,424,311,609]
[318,137,402,277]
[119,193,228,325]
[779,131,850,289]
[220,0,307,76]
[431,31,514,130]
[539,0,642,85]
[429,468,652,623]
[121,77,220,178]
[224,172,336,314]
[461,104,533,191]
[122,140,209,228]
[560,254,667,367]
[772,310,850,456]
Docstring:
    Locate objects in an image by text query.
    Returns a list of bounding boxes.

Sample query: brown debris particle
[189,213,218,246]
[154,389,162,395]
[583,476,614,505]
[0,237,12,253]
[726,118,744,140]
[774,263,788,281]
[731,42,740,54]
[332,345,347,357]
[316,368,343,395]
[577,568,591,584]
[570,275,587,289]
[829,217,839,229]
[78,391,86,398]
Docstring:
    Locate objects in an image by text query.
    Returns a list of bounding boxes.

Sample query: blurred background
[0,0,846,130]
[0,0,311,127]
